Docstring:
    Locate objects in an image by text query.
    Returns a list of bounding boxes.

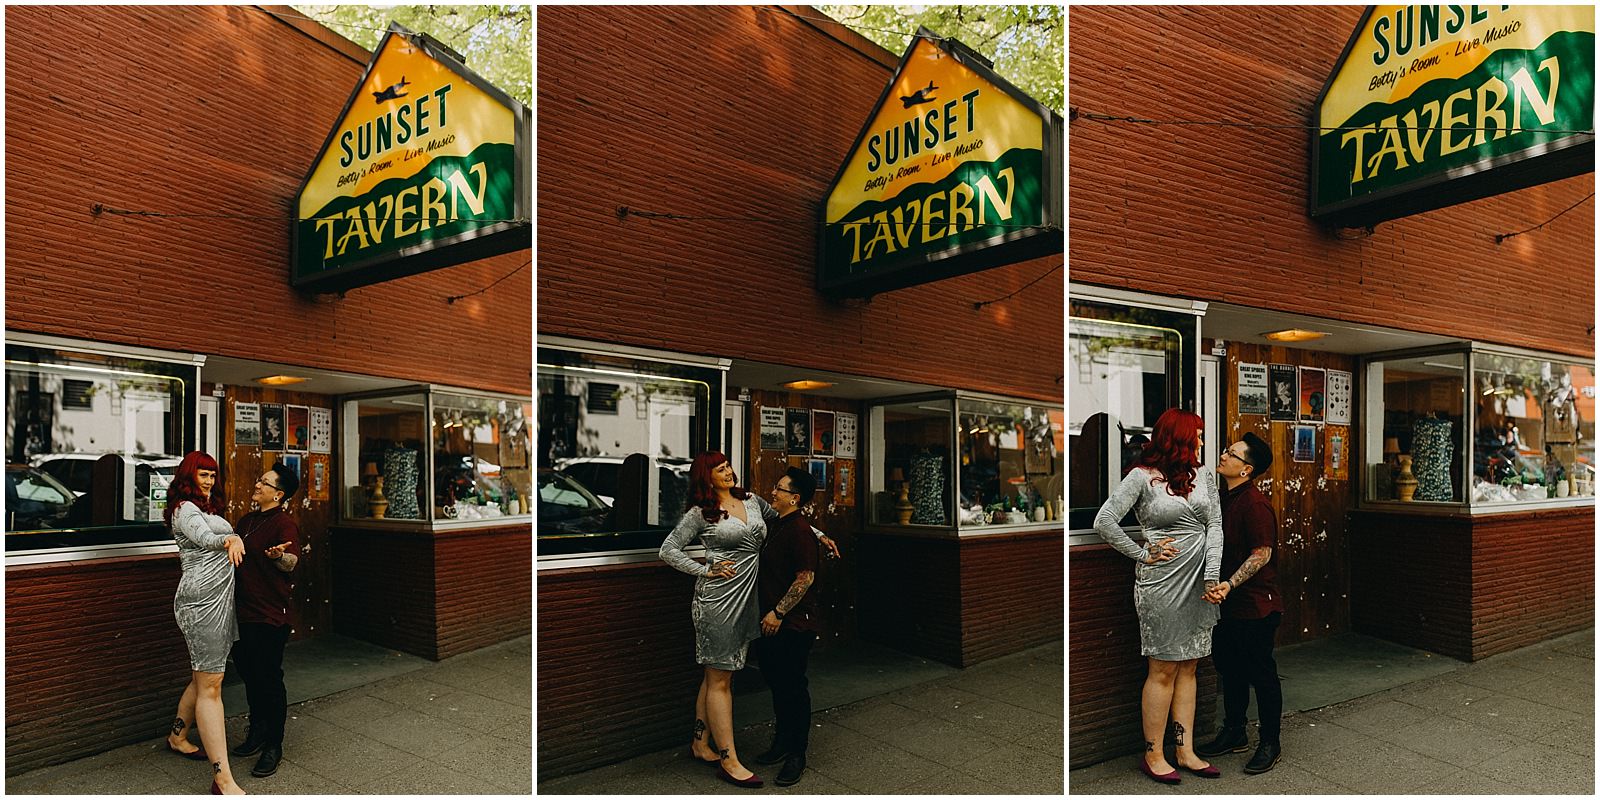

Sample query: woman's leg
[690,671,718,760]
[194,671,245,794]
[166,678,200,753]
[703,666,753,779]
[1171,659,1209,769]
[1140,658,1180,771]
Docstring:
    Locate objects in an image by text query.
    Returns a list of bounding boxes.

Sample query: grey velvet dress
[660,495,783,671]
[1093,466,1224,661]
[171,501,239,673]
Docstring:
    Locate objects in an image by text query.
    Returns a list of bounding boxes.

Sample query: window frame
[4,331,204,565]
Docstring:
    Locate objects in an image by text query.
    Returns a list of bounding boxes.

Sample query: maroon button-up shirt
[1219,479,1283,620]
[758,511,821,634]
[234,506,300,627]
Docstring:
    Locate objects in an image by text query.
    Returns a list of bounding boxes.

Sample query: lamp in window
[890,467,913,525]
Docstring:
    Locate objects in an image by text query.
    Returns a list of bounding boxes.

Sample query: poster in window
[1269,365,1298,421]
[234,402,261,446]
[834,460,856,506]
[280,454,303,488]
[308,407,332,453]
[786,408,811,456]
[759,407,786,450]
[1238,363,1269,415]
[1325,425,1349,479]
[812,411,835,457]
[306,453,330,501]
[285,405,310,452]
[1293,425,1317,463]
[1299,367,1325,424]
[808,458,829,494]
[260,403,285,451]
[835,412,858,459]
[1325,370,1352,425]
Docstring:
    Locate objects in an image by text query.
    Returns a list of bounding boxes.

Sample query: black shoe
[1243,741,1281,774]
[229,730,265,757]
[1195,726,1250,757]
[250,745,281,778]
[775,754,805,787]
[754,745,788,766]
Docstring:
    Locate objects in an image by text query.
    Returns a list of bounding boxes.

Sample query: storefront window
[1067,299,1197,531]
[346,392,428,520]
[868,397,954,527]
[537,346,721,555]
[1470,353,1595,504]
[5,340,197,552]
[1363,351,1468,504]
[957,399,1063,527]
[431,393,532,521]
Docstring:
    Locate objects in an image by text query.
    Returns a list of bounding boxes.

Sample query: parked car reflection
[538,468,611,535]
[6,463,76,531]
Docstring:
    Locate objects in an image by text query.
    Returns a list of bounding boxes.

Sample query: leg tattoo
[212,762,222,775]
[1173,722,1185,747]
[1145,740,1155,753]
[717,747,730,762]
[693,719,707,741]
[170,717,186,736]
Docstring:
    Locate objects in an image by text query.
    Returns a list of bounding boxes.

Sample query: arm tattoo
[775,570,815,616]
[274,551,298,572]
[1227,546,1272,587]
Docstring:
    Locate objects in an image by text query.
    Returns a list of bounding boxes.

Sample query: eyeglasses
[774,486,798,496]
[1221,450,1253,468]
[256,478,281,490]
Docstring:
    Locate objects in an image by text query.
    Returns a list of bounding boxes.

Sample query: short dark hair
[1242,432,1273,477]
[783,466,816,503]
[269,463,300,499]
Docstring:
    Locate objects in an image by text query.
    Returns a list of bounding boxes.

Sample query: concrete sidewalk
[6,635,532,795]
[537,639,1064,794]
[1069,627,1595,794]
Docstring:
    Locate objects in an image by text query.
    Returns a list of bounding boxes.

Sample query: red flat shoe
[717,765,764,788]
[168,741,208,761]
[1138,758,1181,785]
[210,781,222,795]
[1181,762,1221,778]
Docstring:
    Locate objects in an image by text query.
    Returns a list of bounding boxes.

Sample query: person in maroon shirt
[751,467,822,788]
[227,465,302,778]
[1197,432,1283,774]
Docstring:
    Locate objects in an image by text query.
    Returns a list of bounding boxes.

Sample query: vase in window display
[368,476,389,519]
[382,446,421,519]
[1395,455,1417,502]
[908,453,946,525]
[1410,418,1455,501]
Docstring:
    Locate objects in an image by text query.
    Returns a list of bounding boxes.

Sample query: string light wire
[446,259,531,304]
[1493,192,1594,244]
[972,261,1061,310]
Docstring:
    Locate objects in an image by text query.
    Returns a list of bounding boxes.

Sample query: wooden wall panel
[959,532,1064,665]
[331,527,437,659]
[746,390,862,650]
[212,384,337,641]
[434,526,532,660]
[1069,544,1218,769]
[1217,341,1356,646]
[536,561,700,778]
[5,555,191,776]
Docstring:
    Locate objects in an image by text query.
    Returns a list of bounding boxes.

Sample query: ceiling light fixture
[256,375,309,386]
[782,380,835,391]
[1263,329,1329,343]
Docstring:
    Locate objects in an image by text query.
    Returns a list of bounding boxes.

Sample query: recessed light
[256,375,309,386]
[1263,329,1329,342]
[782,380,835,391]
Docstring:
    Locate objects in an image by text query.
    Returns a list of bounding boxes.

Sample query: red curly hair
[163,451,224,526]
[1136,408,1204,498]
[686,451,748,523]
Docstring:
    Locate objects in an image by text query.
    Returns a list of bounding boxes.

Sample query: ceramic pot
[1396,455,1418,502]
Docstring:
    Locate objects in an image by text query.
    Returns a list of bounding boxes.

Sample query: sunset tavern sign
[819,28,1063,297]
[292,22,530,293]
[1310,5,1594,227]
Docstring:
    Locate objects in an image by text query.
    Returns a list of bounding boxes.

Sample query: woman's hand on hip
[224,535,245,567]
[1143,537,1179,564]
[707,560,736,579]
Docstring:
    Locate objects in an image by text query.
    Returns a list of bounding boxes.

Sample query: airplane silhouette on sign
[372,77,411,103]
[900,81,938,108]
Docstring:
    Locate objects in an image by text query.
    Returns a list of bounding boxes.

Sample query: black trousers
[232,622,291,746]
[1212,611,1282,745]
[755,627,817,755]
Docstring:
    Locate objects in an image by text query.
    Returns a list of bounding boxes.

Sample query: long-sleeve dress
[659,494,786,671]
[1094,466,1224,661]
[172,501,239,673]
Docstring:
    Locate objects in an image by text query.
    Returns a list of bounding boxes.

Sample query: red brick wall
[5,555,191,776]
[1350,507,1594,661]
[4,5,531,395]
[435,526,533,659]
[959,531,1064,664]
[1068,5,1594,359]
[536,5,1062,403]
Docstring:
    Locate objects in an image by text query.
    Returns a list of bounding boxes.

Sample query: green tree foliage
[818,5,1062,112]
[290,5,530,107]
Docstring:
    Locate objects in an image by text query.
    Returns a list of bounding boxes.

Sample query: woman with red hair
[160,451,248,795]
[660,451,836,789]
[1094,408,1225,784]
